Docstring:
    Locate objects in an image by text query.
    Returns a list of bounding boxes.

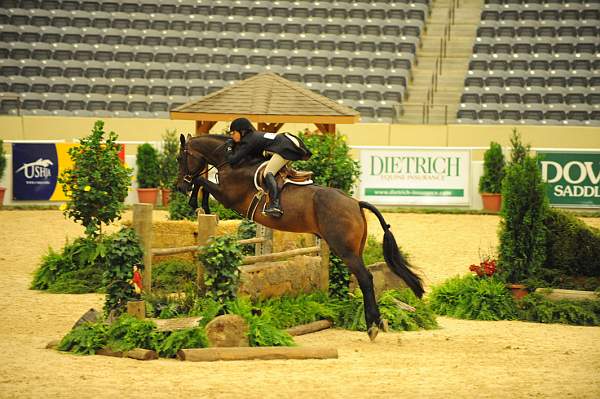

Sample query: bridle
[182,141,229,185]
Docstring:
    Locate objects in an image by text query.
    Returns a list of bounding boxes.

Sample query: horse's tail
[359,201,425,298]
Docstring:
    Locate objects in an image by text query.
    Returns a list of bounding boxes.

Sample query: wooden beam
[195,120,216,135]
[285,320,332,336]
[132,204,153,292]
[177,346,338,362]
[170,112,360,124]
[535,288,598,301]
[258,122,284,133]
[314,123,336,134]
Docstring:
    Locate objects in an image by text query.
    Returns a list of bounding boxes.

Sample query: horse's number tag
[264,133,277,140]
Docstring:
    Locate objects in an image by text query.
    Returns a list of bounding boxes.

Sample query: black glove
[225,138,233,153]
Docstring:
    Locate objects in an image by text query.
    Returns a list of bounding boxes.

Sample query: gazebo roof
[170,72,360,125]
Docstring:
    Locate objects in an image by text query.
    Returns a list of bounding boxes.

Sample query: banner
[12,143,125,201]
[358,148,471,205]
[538,151,600,208]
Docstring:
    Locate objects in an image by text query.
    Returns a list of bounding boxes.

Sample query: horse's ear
[180,134,185,147]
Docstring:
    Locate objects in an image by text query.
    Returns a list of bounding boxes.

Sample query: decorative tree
[136,143,160,188]
[479,141,505,194]
[159,129,179,190]
[59,121,131,237]
[498,131,548,284]
[0,139,6,182]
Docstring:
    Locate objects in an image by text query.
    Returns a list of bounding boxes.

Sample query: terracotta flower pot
[161,188,171,207]
[481,193,502,213]
[507,283,528,300]
[0,186,5,208]
[137,188,159,205]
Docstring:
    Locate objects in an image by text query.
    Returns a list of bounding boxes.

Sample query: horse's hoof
[380,319,389,333]
[367,325,379,341]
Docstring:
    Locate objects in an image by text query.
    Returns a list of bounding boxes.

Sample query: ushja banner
[12,143,125,201]
[357,148,470,206]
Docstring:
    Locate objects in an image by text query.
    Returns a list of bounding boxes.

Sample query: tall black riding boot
[263,172,283,218]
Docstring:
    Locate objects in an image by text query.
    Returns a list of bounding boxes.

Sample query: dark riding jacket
[226,131,312,166]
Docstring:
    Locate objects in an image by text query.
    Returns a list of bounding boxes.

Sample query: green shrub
[136,143,160,188]
[0,139,6,181]
[105,314,157,351]
[294,131,360,195]
[155,327,208,358]
[517,293,600,326]
[498,131,548,284]
[363,235,384,266]
[543,209,600,278]
[210,198,242,220]
[257,292,336,329]
[428,275,518,321]
[328,254,350,299]
[58,321,109,355]
[102,228,144,316]
[59,121,131,236]
[197,235,243,304]
[237,219,257,255]
[159,129,179,190]
[168,191,196,221]
[152,258,197,292]
[227,298,295,347]
[31,236,105,293]
[332,288,438,331]
[479,141,505,194]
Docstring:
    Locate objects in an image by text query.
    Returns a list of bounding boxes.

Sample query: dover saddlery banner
[358,148,471,206]
[538,151,600,208]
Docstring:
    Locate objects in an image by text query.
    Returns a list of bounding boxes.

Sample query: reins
[183,140,228,184]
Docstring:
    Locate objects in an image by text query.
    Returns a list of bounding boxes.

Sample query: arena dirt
[0,210,599,398]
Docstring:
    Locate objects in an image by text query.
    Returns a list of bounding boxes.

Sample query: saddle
[254,162,313,191]
[246,162,313,220]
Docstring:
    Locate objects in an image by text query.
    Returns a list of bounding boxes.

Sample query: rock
[205,315,249,347]
[72,308,101,330]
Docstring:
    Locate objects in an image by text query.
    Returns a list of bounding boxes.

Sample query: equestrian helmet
[229,117,255,136]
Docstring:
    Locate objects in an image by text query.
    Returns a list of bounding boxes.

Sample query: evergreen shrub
[479,141,505,194]
[136,143,160,188]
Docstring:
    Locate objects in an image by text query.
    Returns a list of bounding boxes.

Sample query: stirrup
[263,205,283,218]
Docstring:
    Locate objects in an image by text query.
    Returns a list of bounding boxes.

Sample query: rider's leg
[263,154,288,217]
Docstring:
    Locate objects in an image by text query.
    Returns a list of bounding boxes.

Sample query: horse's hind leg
[342,253,382,340]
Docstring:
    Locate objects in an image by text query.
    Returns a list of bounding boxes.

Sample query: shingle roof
[170,72,359,122]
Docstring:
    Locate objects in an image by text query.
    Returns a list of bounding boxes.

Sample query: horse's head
[175,134,230,194]
[175,134,207,194]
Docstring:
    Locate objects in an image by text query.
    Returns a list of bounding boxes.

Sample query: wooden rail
[151,237,268,256]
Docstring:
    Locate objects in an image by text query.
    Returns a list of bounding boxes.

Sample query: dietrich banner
[538,151,600,208]
[358,148,471,205]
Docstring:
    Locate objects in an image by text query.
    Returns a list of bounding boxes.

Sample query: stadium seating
[0,0,431,121]
[458,0,599,125]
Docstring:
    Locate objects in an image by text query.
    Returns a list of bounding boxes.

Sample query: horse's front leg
[191,177,230,210]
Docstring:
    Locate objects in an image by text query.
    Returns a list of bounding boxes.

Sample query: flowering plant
[469,257,497,277]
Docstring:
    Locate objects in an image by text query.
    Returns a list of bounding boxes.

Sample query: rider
[226,117,312,218]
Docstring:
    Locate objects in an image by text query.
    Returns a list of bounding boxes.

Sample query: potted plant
[136,143,160,205]
[0,139,6,207]
[158,129,179,207]
[479,141,505,212]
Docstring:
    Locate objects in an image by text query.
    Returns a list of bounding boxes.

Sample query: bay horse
[176,133,424,340]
